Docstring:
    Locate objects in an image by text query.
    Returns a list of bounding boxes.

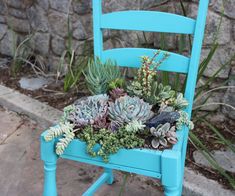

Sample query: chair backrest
[92,0,209,118]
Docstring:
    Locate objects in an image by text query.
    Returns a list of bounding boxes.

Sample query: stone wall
[0,0,234,120]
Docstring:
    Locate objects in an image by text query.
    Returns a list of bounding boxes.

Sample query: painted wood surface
[101,48,190,73]
[101,11,196,34]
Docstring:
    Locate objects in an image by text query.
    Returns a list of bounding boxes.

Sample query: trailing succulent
[44,50,195,161]
[83,58,123,95]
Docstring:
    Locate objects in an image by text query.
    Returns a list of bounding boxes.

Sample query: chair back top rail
[101,11,196,34]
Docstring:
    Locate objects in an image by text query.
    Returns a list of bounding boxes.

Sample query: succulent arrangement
[44,52,194,162]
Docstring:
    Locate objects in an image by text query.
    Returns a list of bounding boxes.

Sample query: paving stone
[0,107,23,144]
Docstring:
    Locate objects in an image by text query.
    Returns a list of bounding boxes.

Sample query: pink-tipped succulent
[109,88,127,100]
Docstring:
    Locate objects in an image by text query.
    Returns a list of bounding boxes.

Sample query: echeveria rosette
[150,122,177,149]
[108,95,154,130]
[69,94,109,129]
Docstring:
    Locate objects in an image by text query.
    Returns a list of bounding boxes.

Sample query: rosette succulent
[150,123,177,149]
[147,81,176,105]
[108,95,154,126]
[69,94,109,128]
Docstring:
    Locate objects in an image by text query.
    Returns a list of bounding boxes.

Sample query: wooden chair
[41,0,209,195]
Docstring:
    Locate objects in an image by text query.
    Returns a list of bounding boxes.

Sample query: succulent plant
[126,51,170,99]
[83,57,122,95]
[108,78,125,90]
[158,102,175,113]
[60,105,76,123]
[125,120,146,133]
[146,81,176,105]
[171,93,189,110]
[108,95,154,126]
[69,94,109,128]
[44,122,74,142]
[150,123,177,149]
[109,88,127,100]
[126,80,144,97]
[176,111,194,130]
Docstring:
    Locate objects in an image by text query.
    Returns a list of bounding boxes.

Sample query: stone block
[37,0,49,10]
[7,16,30,33]
[201,47,233,79]
[0,23,7,40]
[222,67,235,120]
[49,0,72,14]
[51,35,65,56]
[210,0,235,19]
[0,30,14,56]
[8,7,27,19]
[72,20,87,41]
[30,32,50,55]
[6,0,34,9]
[27,5,49,33]
[48,11,68,37]
[73,0,91,15]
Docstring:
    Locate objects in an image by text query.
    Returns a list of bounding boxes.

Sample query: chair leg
[164,185,181,196]
[43,161,57,196]
[104,168,114,185]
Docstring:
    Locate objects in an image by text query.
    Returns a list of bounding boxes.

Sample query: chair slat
[101,48,190,74]
[101,11,196,34]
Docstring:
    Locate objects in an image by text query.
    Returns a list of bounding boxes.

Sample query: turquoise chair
[41,0,209,195]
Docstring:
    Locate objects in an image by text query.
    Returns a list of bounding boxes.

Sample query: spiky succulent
[150,123,177,149]
[83,58,122,95]
[69,94,109,128]
[109,88,127,100]
[108,95,154,126]
[125,120,146,133]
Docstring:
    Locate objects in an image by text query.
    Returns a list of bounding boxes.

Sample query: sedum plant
[69,94,109,128]
[127,50,170,98]
[83,58,122,95]
[108,95,154,126]
[150,123,177,149]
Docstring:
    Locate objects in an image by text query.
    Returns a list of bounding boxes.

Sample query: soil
[0,65,234,190]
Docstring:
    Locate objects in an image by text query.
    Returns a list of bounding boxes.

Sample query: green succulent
[171,93,189,110]
[83,57,122,95]
[125,120,146,133]
[108,95,154,126]
[69,94,109,128]
[126,80,144,97]
[146,81,176,105]
[176,111,194,130]
[150,123,177,149]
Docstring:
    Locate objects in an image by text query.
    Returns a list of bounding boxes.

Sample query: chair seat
[41,129,184,179]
